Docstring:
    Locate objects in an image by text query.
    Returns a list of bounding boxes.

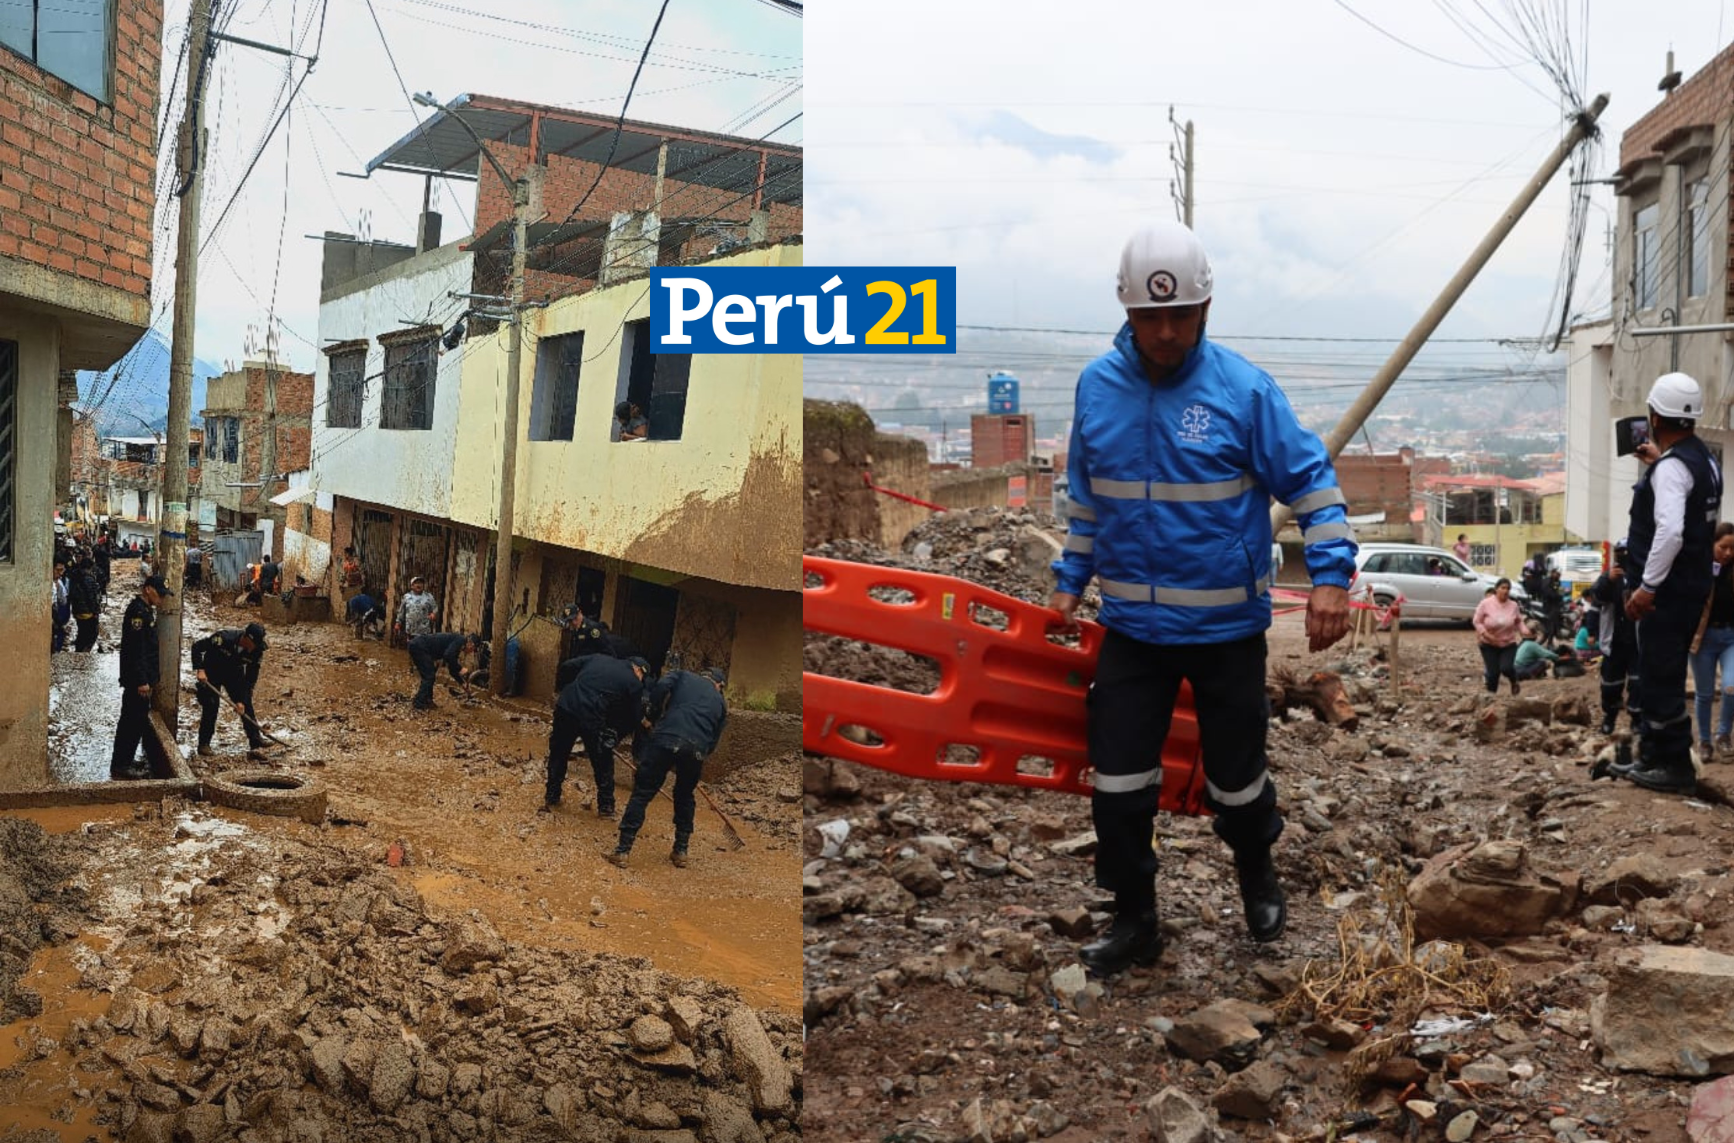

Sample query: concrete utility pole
[156,0,215,730]
[488,179,531,695]
[413,92,535,697]
[1182,119,1195,228]
[1271,93,1609,536]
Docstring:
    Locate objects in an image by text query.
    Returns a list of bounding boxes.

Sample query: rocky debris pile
[899,508,1068,606]
[42,805,800,1142]
[0,816,85,1024]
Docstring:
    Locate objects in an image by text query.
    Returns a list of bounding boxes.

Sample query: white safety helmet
[1647,371,1703,420]
[1117,221,1213,309]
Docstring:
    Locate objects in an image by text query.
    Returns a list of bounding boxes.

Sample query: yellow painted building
[448,241,804,710]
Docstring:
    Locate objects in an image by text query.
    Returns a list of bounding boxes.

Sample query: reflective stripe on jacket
[1052,325,1357,644]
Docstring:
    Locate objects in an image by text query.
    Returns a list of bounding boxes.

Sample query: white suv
[1353,543,1525,622]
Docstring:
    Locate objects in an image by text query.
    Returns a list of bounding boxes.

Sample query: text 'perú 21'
[648,267,957,355]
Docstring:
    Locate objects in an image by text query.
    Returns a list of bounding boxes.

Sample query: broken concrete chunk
[1593,946,1734,1076]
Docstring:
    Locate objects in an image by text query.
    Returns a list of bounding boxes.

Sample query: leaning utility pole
[155,0,216,730]
[487,178,532,695]
[1272,93,1609,535]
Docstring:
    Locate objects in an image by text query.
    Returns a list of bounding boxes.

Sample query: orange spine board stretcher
[802,556,1209,815]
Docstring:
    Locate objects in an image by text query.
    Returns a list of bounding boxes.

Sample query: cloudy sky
[149,0,800,377]
[803,1,1730,424]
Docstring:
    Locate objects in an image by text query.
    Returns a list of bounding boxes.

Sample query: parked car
[1352,543,1526,623]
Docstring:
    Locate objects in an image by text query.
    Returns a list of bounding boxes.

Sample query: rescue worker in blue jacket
[408,631,481,710]
[1611,372,1724,793]
[542,654,649,815]
[191,622,268,756]
[1050,221,1357,976]
[111,574,172,780]
[607,666,728,868]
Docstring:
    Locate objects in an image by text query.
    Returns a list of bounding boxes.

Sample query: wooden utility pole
[1271,94,1609,536]
[487,175,532,695]
[155,0,215,730]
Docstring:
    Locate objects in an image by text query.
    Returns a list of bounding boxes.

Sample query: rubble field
[802,508,1734,1143]
[5,590,803,1142]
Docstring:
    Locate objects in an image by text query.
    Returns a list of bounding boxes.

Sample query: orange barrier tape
[802,556,1209,813]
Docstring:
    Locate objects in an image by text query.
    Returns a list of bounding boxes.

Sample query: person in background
[50,560,70,652]
[614,400,649,441]
[398,576,439,640]
[1513,622,1562,681]
[184,543,203,588]
[1589,541,1638,736]
[1690,521,1734,758]
[69,554,101,652]
[1453,533,1472,565]
[1473,578,1525,695]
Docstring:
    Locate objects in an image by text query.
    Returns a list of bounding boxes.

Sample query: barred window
[326,348,365,429]
[381,338,436,431]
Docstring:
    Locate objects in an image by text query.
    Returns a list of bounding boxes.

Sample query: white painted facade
[308,242,474,521]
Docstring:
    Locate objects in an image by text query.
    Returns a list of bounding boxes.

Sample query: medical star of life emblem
[1179,404,1210,443]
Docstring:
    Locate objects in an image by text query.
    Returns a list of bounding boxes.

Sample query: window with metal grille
[381,339,436,431]
[1634,201,1659,311]
[326,349,365,428]
[0,339,14,563]
[529,333,583,441]
[0,0,114,101]
[1688,178,1711,299]
[222,417,238,463]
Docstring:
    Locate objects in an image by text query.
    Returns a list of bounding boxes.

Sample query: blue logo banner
[649,266,957,355]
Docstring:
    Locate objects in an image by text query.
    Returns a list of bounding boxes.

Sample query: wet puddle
[0,936,117,1140]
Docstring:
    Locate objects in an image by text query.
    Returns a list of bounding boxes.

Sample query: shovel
[612,745,747,850]
[196,677,293,750]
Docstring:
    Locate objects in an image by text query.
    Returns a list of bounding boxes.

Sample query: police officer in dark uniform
[1589,541,1638,735]
[111,574,171,780]
[68,554,102,652]
[1614,372,1724,793]
[607,666,728,868]
[542,654,648,815]
[192,622,268,756]
[407,631,481,710]
[557,605,641,668]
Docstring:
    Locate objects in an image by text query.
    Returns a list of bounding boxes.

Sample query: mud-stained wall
[871,432,932,549]
[803,400,880,548]
[672,578,800,714]
[448,243,803,594]
[310,244,474,526]
[0,318,58,788]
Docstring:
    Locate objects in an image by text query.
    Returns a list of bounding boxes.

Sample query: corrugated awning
[364,94,802,208]
[269,487,317,507]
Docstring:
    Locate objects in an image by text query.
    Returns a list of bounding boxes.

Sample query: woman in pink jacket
[1474,577,1526,695]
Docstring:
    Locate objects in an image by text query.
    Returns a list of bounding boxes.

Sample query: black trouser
[1600,613,1639,724]
[545,708,616,808]
[1478,643,1518,692]
[1636,585,1707,766]
[197,682,264,749]
[617,740,703,853]
[186,564,202,587]
[111,687,152,777]
[74,613,97,652]
[1087,629,1282,915]
[410,646,440,707]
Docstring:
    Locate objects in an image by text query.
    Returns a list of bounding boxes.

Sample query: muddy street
[801,508,1734,1143]
[6,587,803,1141]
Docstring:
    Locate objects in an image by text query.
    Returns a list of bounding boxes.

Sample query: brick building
[1566,43,1734,546]
[200,360,314,537]
[970,413,1036,468]
[0,0,164,788]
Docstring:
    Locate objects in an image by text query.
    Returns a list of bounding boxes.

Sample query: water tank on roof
[988,371,1020,414]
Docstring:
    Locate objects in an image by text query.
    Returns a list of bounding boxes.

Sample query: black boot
[1235,849,1287,943]
[1625,755,1697,794]
[1599,712,1617,735]
[1079,909,1162,977]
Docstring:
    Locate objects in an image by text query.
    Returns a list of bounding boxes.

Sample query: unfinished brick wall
[468,134,802,305]
[1335,450,1414,522]
[0,0,163,295]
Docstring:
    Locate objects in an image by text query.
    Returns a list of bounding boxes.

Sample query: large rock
[1146,1086,1221,1143]
[723,1005,793,1115]
[1585,853,1683,906]
[1592,946,1734,1076]
[440,915,506,973]
[889,854,945,898]
[1167,1001,1264,1067]
[1213,1059,1285,1119]
[369,1040,415,1113]
[1689,1075,1734,1142]
[309,1036,347,1094]
[1407,840,1574,940]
